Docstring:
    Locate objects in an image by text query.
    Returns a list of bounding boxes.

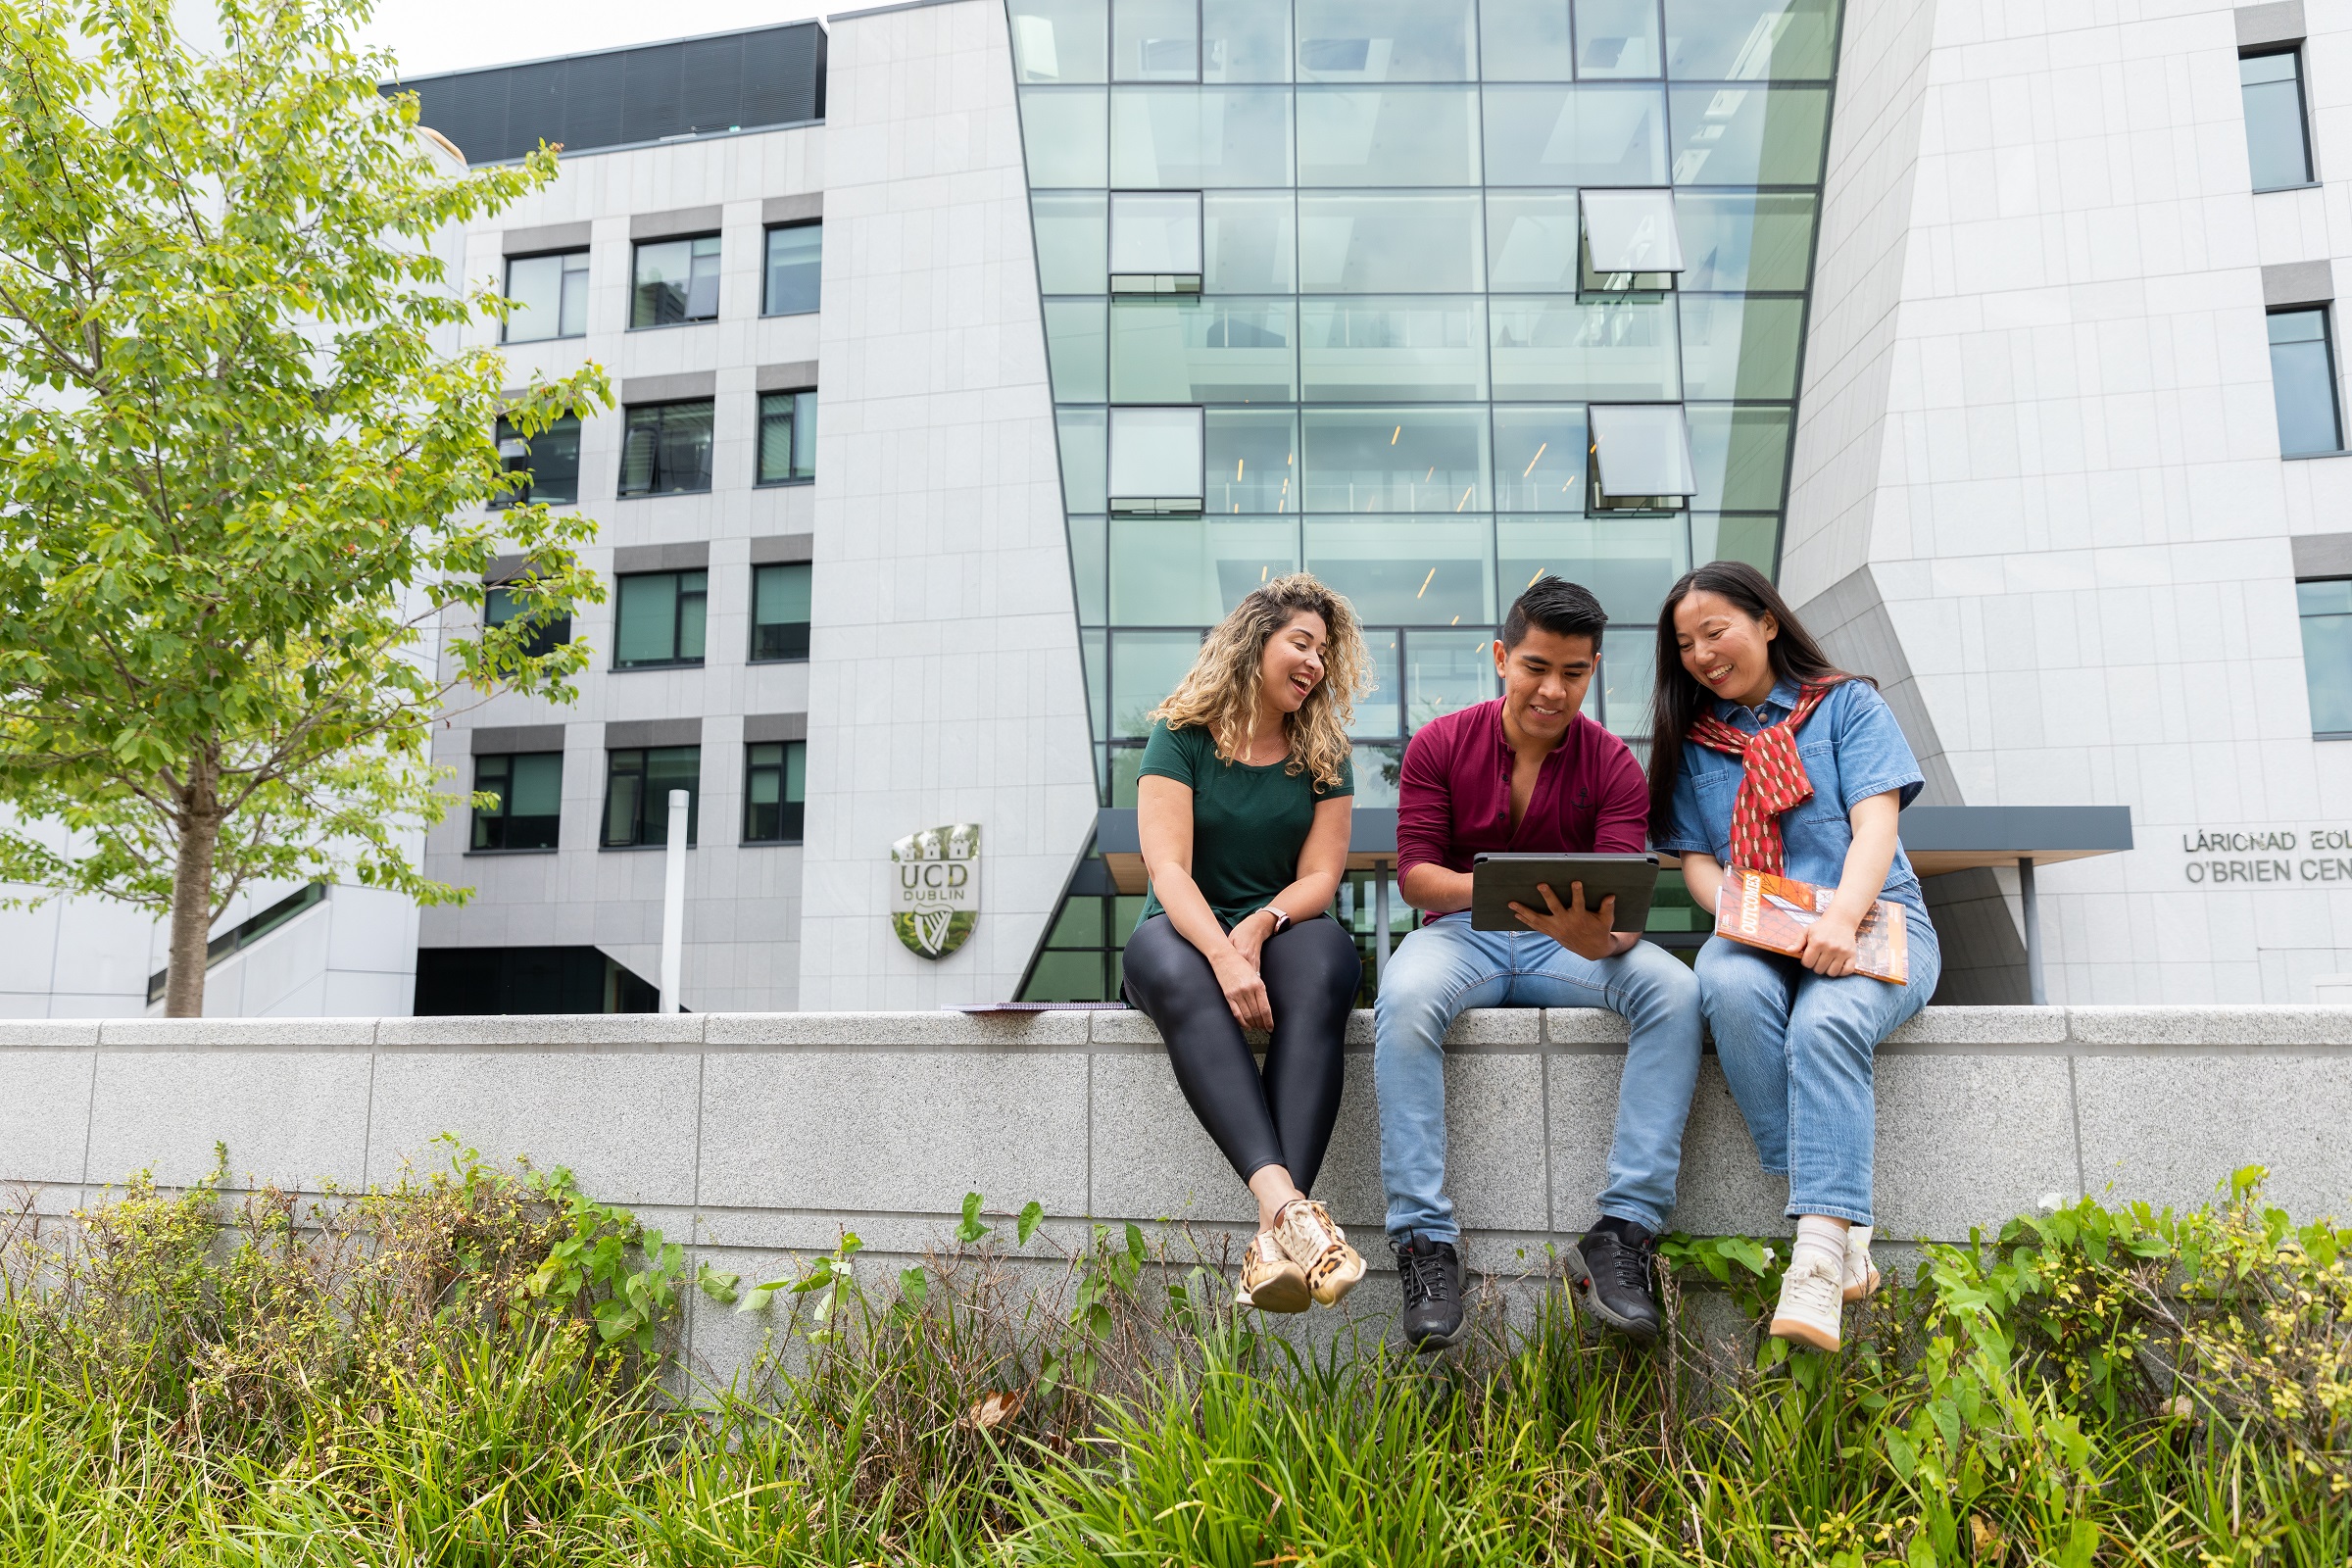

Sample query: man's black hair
[1499,575,1607,653]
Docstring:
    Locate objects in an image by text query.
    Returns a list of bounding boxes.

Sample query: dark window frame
[750,561,812,662]
[2270,304,2346,459]
[611,567,710,670]
[602,745,702,848]
[629,232,723,328]
[616,398,716,497]
[471,751,564,853]
[491,413,582,508]
[484,581,572,660]
[761,220,823,316]
[502,248,591,343]
[757,388,819,485]
[742,739,808,844]
[2240,45,2318,193]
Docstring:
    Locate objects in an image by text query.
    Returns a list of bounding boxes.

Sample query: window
[630,234,721,327]
[1580,187,1683,295]
[2299,579,2352,737]
[1108,190,1203,290]
[1107,406,1205,514]
[505,250,589,342]
[471,752,563,851]
[603,747,700,847]
[2270,308,2344,457]
[757,390,818,483]
[485,582,570,659]
[751,563,811,661]
[617,401,714,496]
[1113,0,1200,81]
[2242,50,2314,191]
[612,569,708,668]
[491,415,580,507]
[763,223,821,315]
[744,741,808,843]
[1588,403,1696,512]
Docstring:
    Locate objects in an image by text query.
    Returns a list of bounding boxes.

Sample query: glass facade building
[1007,0,1843,1001]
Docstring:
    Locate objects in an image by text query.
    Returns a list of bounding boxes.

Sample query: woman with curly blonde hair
[1123,573,1374,1314]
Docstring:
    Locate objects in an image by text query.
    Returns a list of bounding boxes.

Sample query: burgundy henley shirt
[1394,700,1651,894]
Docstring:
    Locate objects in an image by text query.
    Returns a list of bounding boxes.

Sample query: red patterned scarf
[1686,680,1842,874]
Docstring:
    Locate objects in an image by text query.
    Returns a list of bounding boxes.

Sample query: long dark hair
[1643,561,1866,834]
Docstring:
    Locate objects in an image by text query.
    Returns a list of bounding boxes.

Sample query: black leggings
[1121,913,1361,1193]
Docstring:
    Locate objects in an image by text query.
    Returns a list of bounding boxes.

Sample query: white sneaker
[1769,1253,1844,1352]
[1842,1224,1880,1303]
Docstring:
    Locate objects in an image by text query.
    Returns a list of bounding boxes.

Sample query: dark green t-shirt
[1136,720,1352,929]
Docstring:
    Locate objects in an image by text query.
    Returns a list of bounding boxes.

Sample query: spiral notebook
[1712,868,1909,985]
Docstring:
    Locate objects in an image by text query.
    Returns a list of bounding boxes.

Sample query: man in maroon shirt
[1377,577,1701,1351]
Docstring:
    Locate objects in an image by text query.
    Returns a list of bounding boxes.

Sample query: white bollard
[660,788,688,1013]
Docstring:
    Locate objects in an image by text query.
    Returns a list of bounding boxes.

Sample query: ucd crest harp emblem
[891,823,980,959]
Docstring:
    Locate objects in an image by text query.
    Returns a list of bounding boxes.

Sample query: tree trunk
[164,778,222,1018]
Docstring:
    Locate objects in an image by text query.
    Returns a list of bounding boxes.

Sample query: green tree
[0,0,607,1014]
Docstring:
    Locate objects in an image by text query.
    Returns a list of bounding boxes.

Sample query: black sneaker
[1395,1234,1466,1352]
[1565,1217,1661,1342]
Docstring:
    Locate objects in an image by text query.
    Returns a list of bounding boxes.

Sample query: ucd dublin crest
[891,823,980,959]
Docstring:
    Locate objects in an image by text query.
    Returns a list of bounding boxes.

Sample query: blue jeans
[1373,912,1703,1242]
[1694,920,1941,1226]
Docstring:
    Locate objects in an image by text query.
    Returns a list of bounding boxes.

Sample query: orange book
[1712,868,1909,985]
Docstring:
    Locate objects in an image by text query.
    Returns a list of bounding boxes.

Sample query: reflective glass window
[1110,515,1299,622]
[1479,0,1575,81]
[1203,0,1291,81]
[1305,518,1495,625]
[1295,0,1478,81]
[492,414,581,508]
[1298,86,1482,184]
[612,569,709,668]
[1679,294,1803,399]
[743,741,808,844]
[1301,408,1492,513]
[1046,299,1109,400]
[1353,633,1403,738]
[1020,88,1110,185]
[1493,405,1590,511]
[1575,0,1661,78]
[1491,297,1681,401]
[472,752,564,852]
[1058,408,1108,512]
[1109,298,1298,403]
[1069,515,1108,623]
[1589,403,1695,499]
[1676,191,1816,289]
[1107,405,1205,508]
[1487,192,1582,291]
[1668,84,1830,184]
[1203,192,1298,291]
[505,250,589,342]
[751,562,812,662]
[1113,0,1199,81]
[1663,0,1838,80]
[1109,190,1204,274]
[2270,308,2344,457]
[1598,632,1655,740]
[2242,51,2314,191]
[617,401,714,496]
[1406,629,1500,727]
[1083,629,1109,739]
[2297,578,2352,736]
[1299,297,1489,402]
[603,746,700,848]
[1483,84,1668,185]
[1033,193,1109,291]
[1583,187,1684,272]
[762,223,821,315]
[1205,408,1299,512]
[1111,629,1207,734]
[757,390,817,483]
[630,235,721,327]
[1009,0,1109,82]
[485,582,570,659]
[1111,86,1295,186]
[1497,517,1688,623]
[1691,512,1778,571]
[1298,192,1486,292]
[1685,403,1791,510]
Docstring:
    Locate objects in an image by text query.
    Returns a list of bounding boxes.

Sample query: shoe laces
[1606,1232,1655,1296]
[1781,1255,1842,1315]
[1399,1246,1456,1310]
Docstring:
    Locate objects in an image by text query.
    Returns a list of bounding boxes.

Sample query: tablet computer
[1470,853,1660,933]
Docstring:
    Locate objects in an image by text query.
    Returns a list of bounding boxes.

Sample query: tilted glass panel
[1111,86,1295,186]
[1295,0,1477,82]
[1109,298,1298,403]
[1058,408,1108,511]
[1690,512,1779,571]
[1582,187,1685,272]
[1576,0,1662,78]
[1483,84,1668,185]
[1676,191,1816,289]
[1668,84,1830,184]
[1352,628,1403,738]
[2297,578,2352,733]
[1301,407,1493,513]
[1663,0,1838,80]
[1478,0,1575,81]
[1009,0,1109,82]
[1679,293,1803,399]
[1033,192,1109,291]
[1110,515,1299,622]
[763,223,822,315]
[1019,88,1110,185]
[1203,0,1291,82]
[1491,297,1680,401]
[1406,628,1501,728]
[1297,86,1482,184]
[1045,299,1109,400]
[2270,308,2343,456]
[1203,192,1298,291]
[1109,189,1205,273]
[1110,629,1206,735]
[1305,517,1496,625]
[1496,516,1689,622]
[791,391,818,479]
[602,756,642,846]
[1685,404,1790,510]
[1493,405,1590,511]
[1205,408,1298,512]
[1107,405,1205,507]
[1113,0,1199,81]
[1298,192,1486,292]
[1299,297,1489,402]
[1487,192,1582,291]
[1589,402,1695,497]
[2242,52,2314,191]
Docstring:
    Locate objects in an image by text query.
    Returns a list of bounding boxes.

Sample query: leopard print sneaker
[1238,1230,1310,1313]
[1273,1198,1365,1307]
